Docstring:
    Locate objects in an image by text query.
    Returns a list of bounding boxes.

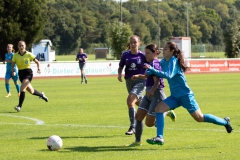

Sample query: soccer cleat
[39,92,48,102]
[5,93,11,98]
[125,126,135,135]
[85,79,88,84]
[224,117,233,133]
[126,142,142,147]
[81,81,83,84]
[167,110,176,122]
[146,136,164,145]
[14,106,21,112]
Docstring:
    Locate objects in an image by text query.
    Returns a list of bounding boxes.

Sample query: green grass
[55,54,114,61]
[192,52,225,58]
[0,73,240,160]
[55,52,225,61]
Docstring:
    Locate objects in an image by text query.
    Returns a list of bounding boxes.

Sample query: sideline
[0,120,238,133]
[0,114,44,125]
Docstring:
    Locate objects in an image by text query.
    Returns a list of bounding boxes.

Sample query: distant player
[76,48,88,84]
[12,41,48,112]
[118,35,147,135]
[127,44,176,147]
[4,44,20,97]
[145,41,233,145]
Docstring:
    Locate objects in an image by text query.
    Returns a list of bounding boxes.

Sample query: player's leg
[14,79,30,111]
[26,83,48,102]
[125,79,145,135]
[79,63,84,84]
[126,93,138,135]
[5,79,11,97]
[184,94,233,133]
[12,73,20,97]
[127,108,147,147]
[5,72,11,97]
[82,63,87,84]
[146,96,178,145]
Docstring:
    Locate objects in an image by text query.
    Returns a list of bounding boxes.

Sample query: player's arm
[33,58,41,74]
[11,61,16,75]
[118,66,123,82]
[147,76,160,97]
[131,74,146,80]
[84,55,88,61]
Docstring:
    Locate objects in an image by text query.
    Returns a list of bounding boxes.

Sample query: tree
[107,21,133,60]
[0,0,47,60]
[224,16,240,58]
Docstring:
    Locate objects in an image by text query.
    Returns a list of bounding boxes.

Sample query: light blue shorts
[163,94,199,114]
[5,71,18,82]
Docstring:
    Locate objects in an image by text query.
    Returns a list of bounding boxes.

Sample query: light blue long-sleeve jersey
[146,56,193,97]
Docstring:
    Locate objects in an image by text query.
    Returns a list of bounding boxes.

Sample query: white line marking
[0,122,238,133]
[0,114,44,125]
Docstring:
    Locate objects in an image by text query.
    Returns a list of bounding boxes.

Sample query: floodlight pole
[186,3,191,37]
[120,0,122,23]
[158,0,160,47]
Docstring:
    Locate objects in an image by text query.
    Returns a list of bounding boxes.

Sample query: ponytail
[167,42,188,72]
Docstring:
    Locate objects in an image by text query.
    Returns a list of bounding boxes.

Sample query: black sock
[135,120,144,142]
[33,89,42,97]
[19,92,25,107]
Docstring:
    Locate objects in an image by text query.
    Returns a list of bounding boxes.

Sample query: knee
[194,116,204,122]
[145,121,154,127]
[127,98,136,107]
[135,114,142,121]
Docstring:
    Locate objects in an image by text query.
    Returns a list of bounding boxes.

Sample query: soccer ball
[46,135,63,151]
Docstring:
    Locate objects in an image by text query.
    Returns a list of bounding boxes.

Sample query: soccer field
[0,73,239,160]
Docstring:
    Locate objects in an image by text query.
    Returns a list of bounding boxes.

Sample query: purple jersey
[146,58,164,89]
[76,53,87,63]
[119,50,147,79]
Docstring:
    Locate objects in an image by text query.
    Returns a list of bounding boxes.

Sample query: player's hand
[147,90,154,98]
[37,69,41,74]
[118,75,122,82]
[12,71,16,76]
[144,63,151,69]
[131,75,138,80]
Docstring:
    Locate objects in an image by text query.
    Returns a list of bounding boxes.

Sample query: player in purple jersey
[76,48,88,84]
[126,44,176,147]
[4,44,20,97]
[118,35,147,135]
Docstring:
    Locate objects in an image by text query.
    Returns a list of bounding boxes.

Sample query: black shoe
[125,126,135,135]
[40,92,48,102]
[85,79,88,84]
[224,117,233,133]
[14,105,21,112]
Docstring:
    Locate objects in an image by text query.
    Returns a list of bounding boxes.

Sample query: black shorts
[18,69,33,83]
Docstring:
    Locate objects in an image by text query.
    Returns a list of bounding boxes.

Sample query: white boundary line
[0,114,238,133]
[0,114,44,125]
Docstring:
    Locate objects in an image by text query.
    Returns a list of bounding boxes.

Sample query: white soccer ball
[46,135,63,151]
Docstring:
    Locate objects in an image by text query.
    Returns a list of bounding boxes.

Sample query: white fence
[1,59,240,78]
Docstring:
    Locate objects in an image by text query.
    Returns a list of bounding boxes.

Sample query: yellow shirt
[12,51,36,70]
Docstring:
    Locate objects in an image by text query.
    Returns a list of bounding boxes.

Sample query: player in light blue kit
[118,35,147,135]
[145,41,233,145]
[127,44,176,147]
[4,44,20,97]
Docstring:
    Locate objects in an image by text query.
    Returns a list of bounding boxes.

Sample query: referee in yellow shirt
[11,41,48,112]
